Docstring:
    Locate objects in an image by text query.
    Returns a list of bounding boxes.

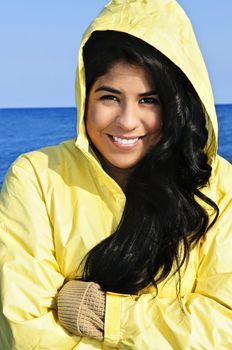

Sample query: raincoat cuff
[104,292,123,347]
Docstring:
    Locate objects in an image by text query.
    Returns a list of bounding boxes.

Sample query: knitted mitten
[57,280,106,340]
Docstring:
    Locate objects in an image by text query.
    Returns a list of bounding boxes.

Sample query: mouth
[108,134,144,148]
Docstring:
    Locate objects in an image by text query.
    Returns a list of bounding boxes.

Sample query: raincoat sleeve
[104,189,232,349]
[0,156,79,350]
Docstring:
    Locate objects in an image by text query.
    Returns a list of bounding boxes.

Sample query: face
[86,62,163,177]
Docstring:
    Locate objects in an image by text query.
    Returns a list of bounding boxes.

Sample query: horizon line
[0,103,232,110]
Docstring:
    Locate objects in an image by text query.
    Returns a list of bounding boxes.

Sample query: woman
[0,0,232,349]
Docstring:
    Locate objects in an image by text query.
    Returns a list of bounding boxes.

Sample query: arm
[0,156,79,349]
[57,206,232,350]
[104,193,232,349]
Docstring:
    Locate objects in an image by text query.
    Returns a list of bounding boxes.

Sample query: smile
[112,136,139,144]
[108,134,144,149]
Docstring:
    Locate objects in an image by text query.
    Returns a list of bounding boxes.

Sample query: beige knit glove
[57,280,106,341]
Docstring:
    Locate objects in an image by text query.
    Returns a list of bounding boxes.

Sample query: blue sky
[0,1,231,108]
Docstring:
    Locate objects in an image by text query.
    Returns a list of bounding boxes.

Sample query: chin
[108,159,141,170]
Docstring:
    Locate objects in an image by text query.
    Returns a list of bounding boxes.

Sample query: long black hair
[81,31,219,295]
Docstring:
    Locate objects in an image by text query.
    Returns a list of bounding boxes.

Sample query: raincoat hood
[75,0,217,165]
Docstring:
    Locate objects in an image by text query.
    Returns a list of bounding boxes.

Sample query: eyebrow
[94,85,158,96]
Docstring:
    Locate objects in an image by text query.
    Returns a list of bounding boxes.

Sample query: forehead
[93,62,154,90]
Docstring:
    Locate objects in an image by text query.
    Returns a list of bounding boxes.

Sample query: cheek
[147,110,163,133]
[86,105,115,133]
[86,105,102,135]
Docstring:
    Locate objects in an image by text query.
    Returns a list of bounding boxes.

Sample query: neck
[102,161,133,191]
[89,143,133,190]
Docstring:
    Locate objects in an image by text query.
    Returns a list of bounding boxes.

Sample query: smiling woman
[0,1,232,349]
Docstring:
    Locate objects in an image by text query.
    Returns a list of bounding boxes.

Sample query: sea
[0,105,231,188]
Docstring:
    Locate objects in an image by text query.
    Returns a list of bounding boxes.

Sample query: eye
[140,97,160,105]
[99,95,119,103]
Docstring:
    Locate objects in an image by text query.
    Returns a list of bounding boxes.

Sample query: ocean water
[0,105,231,188]
[0,108,76,188]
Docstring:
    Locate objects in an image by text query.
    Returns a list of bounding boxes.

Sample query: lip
[110,134,144,139]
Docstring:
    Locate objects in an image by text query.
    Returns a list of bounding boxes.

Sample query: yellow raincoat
[1,0,232,349]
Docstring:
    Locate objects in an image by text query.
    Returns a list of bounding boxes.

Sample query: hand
[57,280,106,340]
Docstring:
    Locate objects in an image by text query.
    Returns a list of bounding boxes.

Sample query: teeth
[112,136,139,144]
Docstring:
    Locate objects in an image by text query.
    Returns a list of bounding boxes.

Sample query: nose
[116,102,139,131]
